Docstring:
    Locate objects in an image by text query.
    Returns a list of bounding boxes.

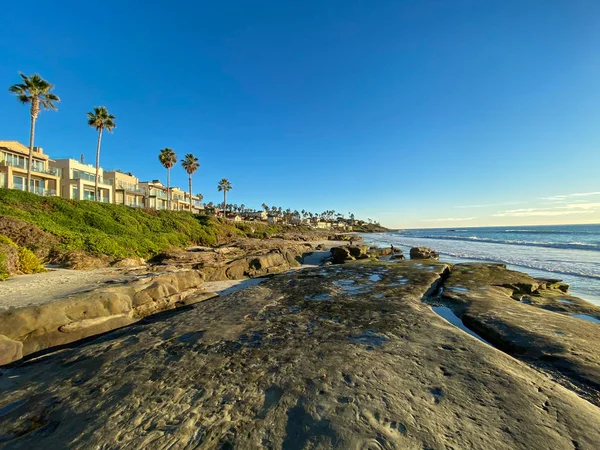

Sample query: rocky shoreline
[1,242,600,448]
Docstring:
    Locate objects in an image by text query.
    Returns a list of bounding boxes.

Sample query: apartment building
[50,158,114,203]
[139,180,169,210]
[104,170,146,208]
[0,140,61,195]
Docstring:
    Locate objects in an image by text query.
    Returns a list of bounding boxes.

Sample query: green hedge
[0,189,245,260]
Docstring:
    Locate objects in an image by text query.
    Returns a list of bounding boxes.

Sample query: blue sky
[0,0,599,228]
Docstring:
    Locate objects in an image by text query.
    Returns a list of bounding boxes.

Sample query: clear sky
[0,0,599,228]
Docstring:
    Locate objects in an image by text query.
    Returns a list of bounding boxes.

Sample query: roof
[0,140,49,160]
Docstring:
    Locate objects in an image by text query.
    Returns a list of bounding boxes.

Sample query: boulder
[330,246,354,264]
[347,245,369,259]
[390,254,406,260]
[410,247,439,260]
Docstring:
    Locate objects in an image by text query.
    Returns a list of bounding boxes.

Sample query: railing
[117,182,147,195]
[11,186,57,196]
[1,159,62,177]
[72,171,113,185]
[149,189,168,199]
[126,202,145,208]
[31,187,57,196]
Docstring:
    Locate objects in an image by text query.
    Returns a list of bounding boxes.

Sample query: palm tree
[158,148,177,209]
[240,203,246,213]
[262,203,268,212]
[87,107,116,201]
[181,153,199,210]
[9,73,60,193]
[217,178,232,215]
[196,193,204,203]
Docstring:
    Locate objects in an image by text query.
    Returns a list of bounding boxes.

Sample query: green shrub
[17,247,46,274]
[0,235,18,280]
[0,188,276,261]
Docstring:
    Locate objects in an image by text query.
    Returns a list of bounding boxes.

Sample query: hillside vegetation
[0,189,307,266]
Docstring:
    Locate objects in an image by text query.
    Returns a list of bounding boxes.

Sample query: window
[12,176,24,191]
[72,186,79,200]
[83,189,95,201]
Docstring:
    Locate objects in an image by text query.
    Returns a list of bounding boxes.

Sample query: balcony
[117,182,147,195]
[72,171,113,185]
[1,159,62,177]
[126,202,145,208]
[12,186,57,197]
[31,187,57,196]
[149,189,168,199]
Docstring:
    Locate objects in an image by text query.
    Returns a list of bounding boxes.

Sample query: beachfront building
[171,187,189,211]
[0,140,61,196]
[313,220,332,229]
[104,170,147,208]
[226,213,242,222]
[139,180,169,210]
[241,210,268,221]
[50,158,114,203]
[189,194,205,214]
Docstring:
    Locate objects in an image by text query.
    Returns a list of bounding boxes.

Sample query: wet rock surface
[1,261,600,449]
[439,263,600,406]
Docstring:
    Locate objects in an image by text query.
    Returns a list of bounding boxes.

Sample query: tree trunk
[189,175,193,211]
[223,191,227,216]
[95,127,103,201]
[167,168,171,210]
[27,104,39,194]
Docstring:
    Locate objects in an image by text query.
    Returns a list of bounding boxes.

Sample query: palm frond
[10,73,59,110]
[159,148,177,169]
[87,106,116,131]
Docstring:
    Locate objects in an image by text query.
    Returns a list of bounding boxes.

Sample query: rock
[330,246,354,264]
[0,269,206,360]
[152,240,312,281]
[111,257,146,268]
[441,263,600,406]
[390,254,406,260]
[369,247,392,257]
[536,277,570,293]
[0,335,23,365]
[410,247,439,260]
[1,261,599,448]
[347,245,369,259]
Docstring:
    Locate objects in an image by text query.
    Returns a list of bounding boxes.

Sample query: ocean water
[361,224,600,305]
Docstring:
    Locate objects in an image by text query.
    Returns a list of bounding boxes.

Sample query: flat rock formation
[439,263,600,406]
[1,260,599,449]
[0,240,318,365]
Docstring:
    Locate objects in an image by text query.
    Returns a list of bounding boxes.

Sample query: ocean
[360,224,600,305]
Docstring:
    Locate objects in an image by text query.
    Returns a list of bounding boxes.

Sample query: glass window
[12,176,24,191]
